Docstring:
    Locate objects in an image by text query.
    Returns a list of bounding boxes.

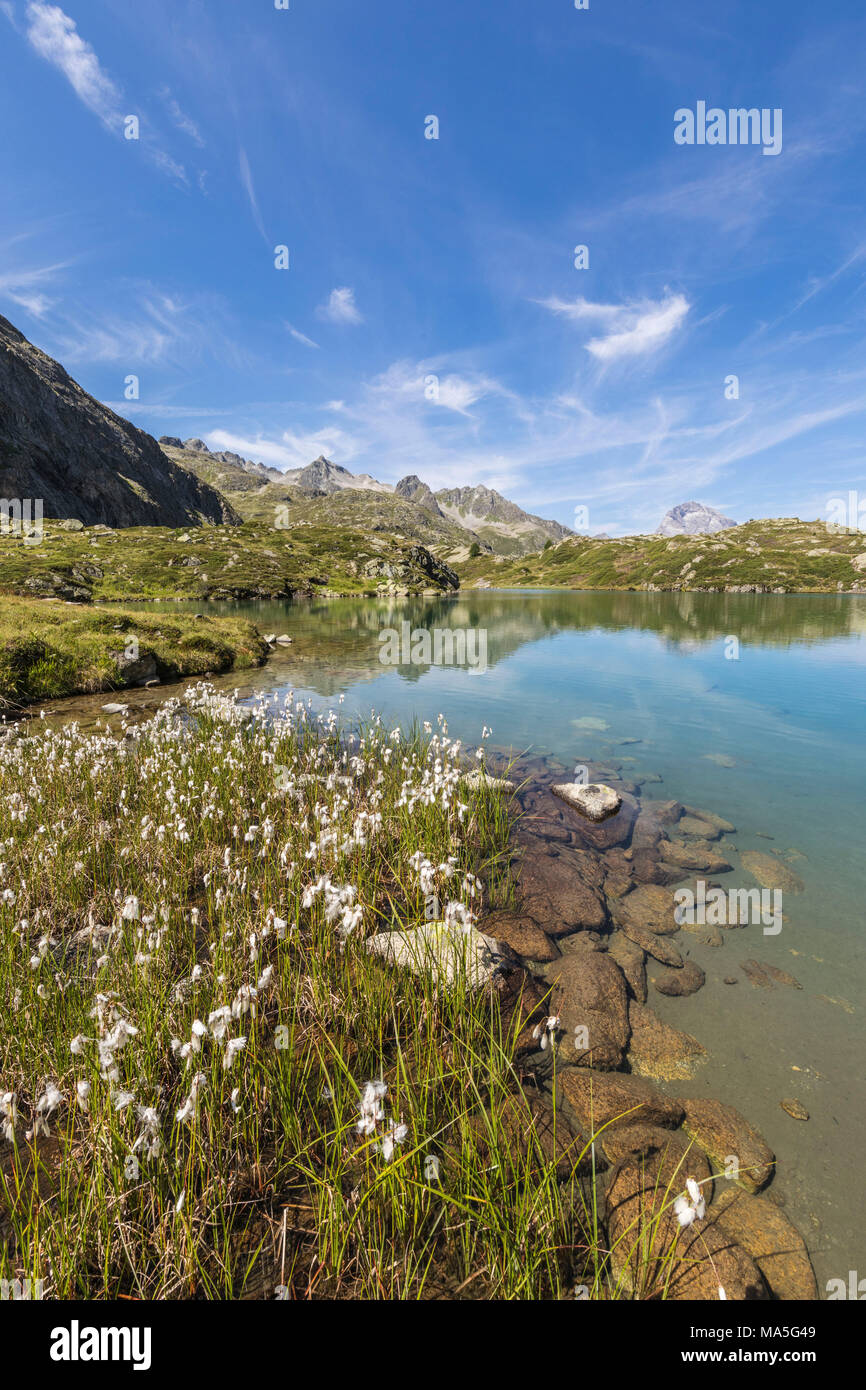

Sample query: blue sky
[2,0,866,534]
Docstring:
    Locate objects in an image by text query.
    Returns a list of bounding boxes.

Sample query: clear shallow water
[65,590,866,1290]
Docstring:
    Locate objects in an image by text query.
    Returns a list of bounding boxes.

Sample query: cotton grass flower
[674,1177,707,1228]
[377,1120,408,1162]
[0,1091,17,1142]
[532,1015,560,1051]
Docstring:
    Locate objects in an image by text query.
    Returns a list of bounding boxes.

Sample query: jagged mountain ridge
[170,444,569,557]
[0,317,237,527]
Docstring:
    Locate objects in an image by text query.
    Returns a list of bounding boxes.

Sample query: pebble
[780,1099,809,1121]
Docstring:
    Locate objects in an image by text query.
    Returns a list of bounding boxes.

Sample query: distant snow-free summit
[657,501,737,536]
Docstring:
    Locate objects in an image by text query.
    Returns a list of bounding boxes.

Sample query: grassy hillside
[0,520,459,603]
[0,598,267,708]
[457,519,866,594]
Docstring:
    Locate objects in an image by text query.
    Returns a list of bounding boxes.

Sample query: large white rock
[460,769,515,791]
[552,781,622,822]
[366,921,508,991]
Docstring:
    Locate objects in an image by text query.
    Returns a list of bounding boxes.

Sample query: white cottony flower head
[223,1036,247,1071]
[674,1176,707,1228]
[377,1121,408,1163]
[0,1091,17,1142]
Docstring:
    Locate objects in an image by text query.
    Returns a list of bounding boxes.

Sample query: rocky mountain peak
[656,501,738,536]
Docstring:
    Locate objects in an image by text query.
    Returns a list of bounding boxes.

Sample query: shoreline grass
[0,597,268,710]
[0,688,752,1300]
[0,690,583,1299]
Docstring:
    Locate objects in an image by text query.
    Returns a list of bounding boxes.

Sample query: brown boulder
[627,1001,707,1081]
[613,884,682,936]
[618,921,684,968]
[660,840,732,874]
[606,1157,767,1300]
[557,1067,684,1133]
[680,1097,775,1192]
[601,1124,713,1196]
[564,793,638,852]
[607,931,648,1003]
[480,910,560,963]
[652,960,706,997]
[710,1187,817,1300]
[520,851,607,935]
[546,952,630,1069]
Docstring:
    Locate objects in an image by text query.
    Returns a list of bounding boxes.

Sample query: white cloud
[206,427,361,472]
[160,89,204,147]
[540,292,690,362]
[24,2,122,129]
[369,360,502,417]
[317,287,363,325]
[285,322,320,349]
[0,261,68,318]
[238,147,267,243]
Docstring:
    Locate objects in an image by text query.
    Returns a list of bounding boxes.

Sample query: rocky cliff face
[394,475,445,516]
[0,316,237,527]
[435,484,573,554]
[656,501,737,536]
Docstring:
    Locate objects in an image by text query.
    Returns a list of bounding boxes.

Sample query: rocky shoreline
[468,755,817,1300]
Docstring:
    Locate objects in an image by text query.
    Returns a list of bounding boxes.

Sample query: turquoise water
[132,591,866,1288]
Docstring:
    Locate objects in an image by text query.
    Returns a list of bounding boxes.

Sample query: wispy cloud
[285,322,320,349]
[317,287,363,325]
[539,292,691,362]
[369,360,505,417]
[238,147,268,243]
[159,89,204,147]
[0,260,69,318]
[23,1,122,130]
[206,427,360,472]
[11,3,190,184]
[45,287,253,371]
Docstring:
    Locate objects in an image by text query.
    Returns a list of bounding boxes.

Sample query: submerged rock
[617,921,684,968]
[680,1097,775,1193]
[710,1187,817,1299]
[652,960,706,997]
[613,884,681,937]
[627,1002,707,1081]
[780,1098,809,1121]
[607,931,648,1003]
[519,852,607,935]
[741,851,805,894]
